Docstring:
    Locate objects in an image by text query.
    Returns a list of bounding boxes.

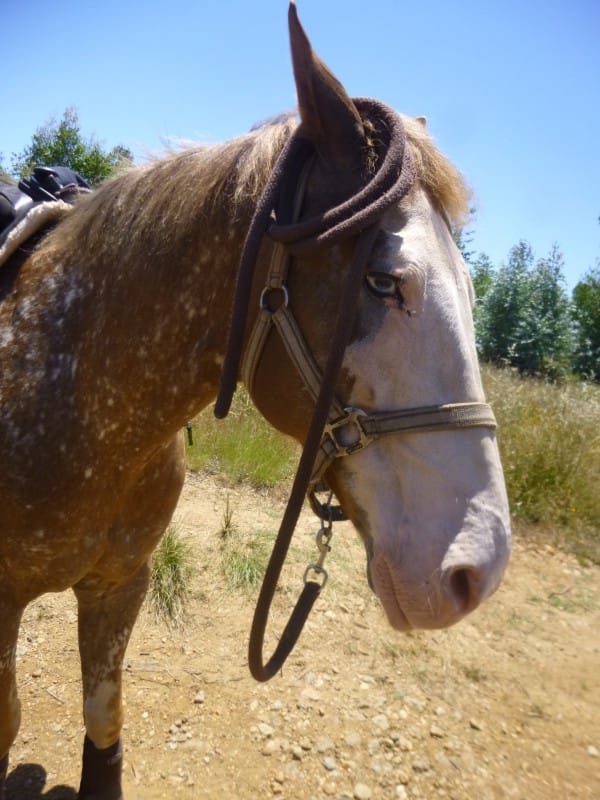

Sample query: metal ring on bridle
[260,284,289,312]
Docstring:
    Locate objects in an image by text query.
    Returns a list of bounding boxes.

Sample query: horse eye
[365,272,398,297]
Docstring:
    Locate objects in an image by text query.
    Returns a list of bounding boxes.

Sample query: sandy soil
[7,471,600,799]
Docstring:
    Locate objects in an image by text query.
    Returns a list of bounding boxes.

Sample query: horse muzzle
[366,530,510,632]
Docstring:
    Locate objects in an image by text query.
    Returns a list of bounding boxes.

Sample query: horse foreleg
[0,598,23,800]
[73,563,150,800]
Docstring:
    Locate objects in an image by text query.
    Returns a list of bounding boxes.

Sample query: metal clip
[303,503,334,588]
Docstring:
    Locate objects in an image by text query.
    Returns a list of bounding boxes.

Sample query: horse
[0,3,511,797]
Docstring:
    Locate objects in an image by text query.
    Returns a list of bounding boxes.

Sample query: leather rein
[214,98,496,682]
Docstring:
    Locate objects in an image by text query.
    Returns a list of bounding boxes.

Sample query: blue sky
[2,0,598,290]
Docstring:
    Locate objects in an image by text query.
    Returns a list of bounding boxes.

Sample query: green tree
[10,107,132,186]
[572,264,600,381]
[452,206,477,266]
[470,252,495,350]
[476,241,572,377]
[470,252,495,301]
[478,240,533,366]
[0,154,11,182]
[515,244,572,377]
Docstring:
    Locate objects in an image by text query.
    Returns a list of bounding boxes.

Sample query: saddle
[0,166,91,269]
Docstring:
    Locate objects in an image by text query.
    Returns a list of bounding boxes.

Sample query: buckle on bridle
[323,407,370,457]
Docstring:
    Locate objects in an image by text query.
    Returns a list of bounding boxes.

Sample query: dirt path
[8,471,600,799]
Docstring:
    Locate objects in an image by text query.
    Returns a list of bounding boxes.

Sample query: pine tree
[517,244,572,377]
[572,265,600,381]
[476,241,572,377]
[469,253,495,353]
[478,241,533,366]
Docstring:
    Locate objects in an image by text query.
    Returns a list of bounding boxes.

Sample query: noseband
[215,99,496,681]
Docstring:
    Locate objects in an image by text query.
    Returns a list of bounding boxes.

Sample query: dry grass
[482,365,600,563]
[216,495,274,592]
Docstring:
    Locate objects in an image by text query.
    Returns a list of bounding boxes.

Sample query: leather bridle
[241,232,496,502]
[214,98,496,681]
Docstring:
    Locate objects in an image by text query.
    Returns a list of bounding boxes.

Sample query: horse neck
[51,188,258,453]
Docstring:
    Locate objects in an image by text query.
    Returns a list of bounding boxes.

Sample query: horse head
[243,2,511,633]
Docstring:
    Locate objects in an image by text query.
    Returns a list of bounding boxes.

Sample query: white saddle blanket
[0,201,71,270]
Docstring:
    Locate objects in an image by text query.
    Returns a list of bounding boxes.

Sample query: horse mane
[42,111,469,263]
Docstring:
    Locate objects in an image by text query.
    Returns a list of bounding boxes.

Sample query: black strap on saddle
[0,165,91,245]
[18,165,91,203]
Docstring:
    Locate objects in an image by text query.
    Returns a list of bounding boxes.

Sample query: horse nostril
[448,567,480,614]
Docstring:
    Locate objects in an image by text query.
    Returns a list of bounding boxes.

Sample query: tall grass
[217,497,274,591]
[186,388,298,487]
[220,531,274,592]
[150,525,194,623]
[482,365,600,563]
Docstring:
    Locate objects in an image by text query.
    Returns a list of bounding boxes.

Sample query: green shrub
[220,530,274,592]
[150,525,194,623]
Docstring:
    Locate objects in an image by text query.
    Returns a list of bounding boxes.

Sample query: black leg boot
[0,753,8,800]
[77,735,123,800]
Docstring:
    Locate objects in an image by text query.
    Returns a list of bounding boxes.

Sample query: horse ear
[288,1,366,170]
